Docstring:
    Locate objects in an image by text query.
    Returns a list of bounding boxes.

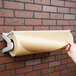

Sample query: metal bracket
[2,33,14,53]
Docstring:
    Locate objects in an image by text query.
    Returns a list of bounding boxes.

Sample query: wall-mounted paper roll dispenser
[2,30,73,57]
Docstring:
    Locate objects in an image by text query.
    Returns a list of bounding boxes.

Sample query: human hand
[65,42,76,64]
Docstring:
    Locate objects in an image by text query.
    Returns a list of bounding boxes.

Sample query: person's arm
[65,42,76,64]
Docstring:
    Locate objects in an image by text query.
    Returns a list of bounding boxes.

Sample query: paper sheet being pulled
[8,30,73,57]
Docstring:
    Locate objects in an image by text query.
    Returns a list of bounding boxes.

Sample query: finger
[65,44,71,51]
[67,51,72,58]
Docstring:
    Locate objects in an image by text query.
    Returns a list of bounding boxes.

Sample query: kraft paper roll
[8,30,73,57]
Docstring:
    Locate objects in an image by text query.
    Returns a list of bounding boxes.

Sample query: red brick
[0,9,13,17]
[0,18,4,25]
[70,21,76,25]
[61,69,71,75]
[15,11,33,18]
[61,75,67,76]
[17,74,25,76]
[72,32,76,36]
[26,71,41,76]
[64,14,75,19]
[16,66,33,74]
[0,50,4,56]
[42,56,55,63]
[35,0,50,5]
[34,52,48,59]
[71,8,76,14]
[43,6,57,12]
[25,4,42,11]
[62,50,67,54]
[67,63,76,68]
[65,2,76,8]
[34,26,49,30]
[56,54,67,60]
[4,1,24,10]
[0,57,15,64]
[55,65,66,71]
[50,13,63,19]
[67,72,76,76]
[50,26,62,30]
[42,75,48,76]
[0,26,14,33]
[42,67,54,75]
[0,0,2,8]
[57,20,69,25]
[6,61,24,70]
[62,58,72,64]
[58,7,69,13]
[63,26,74,31]
[16,26,33,31]
[16,55,33,61]
[26,59,41,66]
[75,26,76,31]
[25,19,41,25]
[49,61,60,67]
[5,18,24,25]
[49,71,60,76]
[34,63,48,70]
[0,70,15,76]
[74,37,76,42]
[49,50,61,55]
[35,12,49,19]
[16,0,33,3]
[0,42,6,49]
[51,0,64,6]
[43,20,56,25]
[72,67,76,71]
[0,64,5,71]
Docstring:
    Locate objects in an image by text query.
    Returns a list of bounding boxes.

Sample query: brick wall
[0,0,76,76]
